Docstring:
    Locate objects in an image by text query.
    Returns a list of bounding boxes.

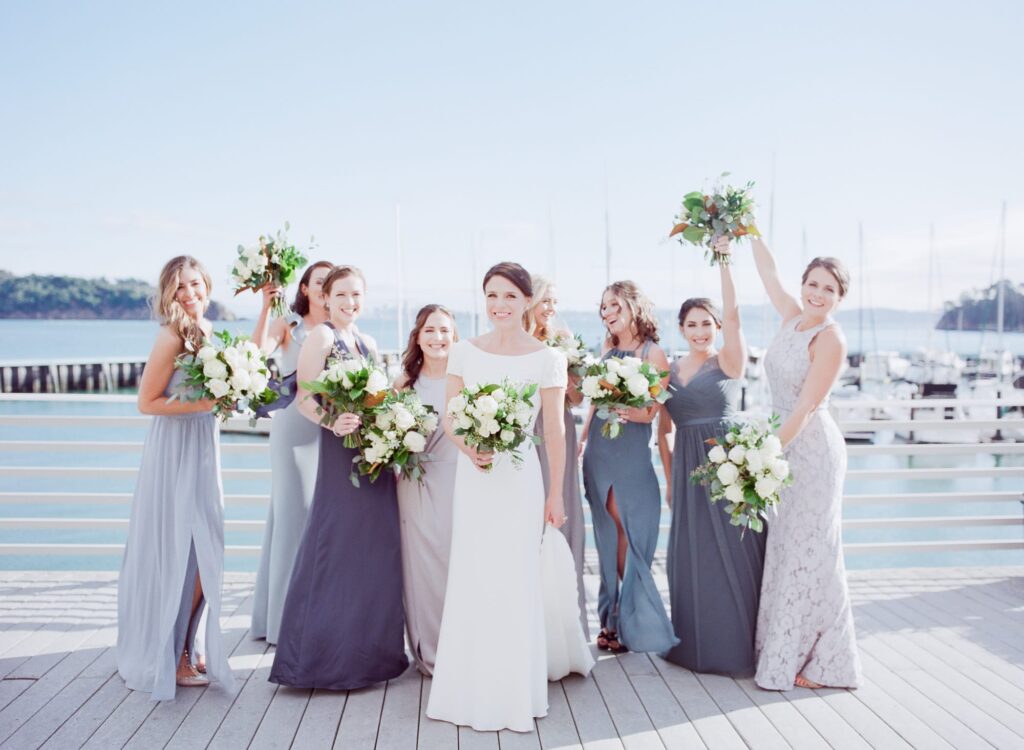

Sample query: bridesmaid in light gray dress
[657,242,765,676]
[250,262,333,645]
[395,304,460,675]
[748,239,861,691]
[527,275,588,637]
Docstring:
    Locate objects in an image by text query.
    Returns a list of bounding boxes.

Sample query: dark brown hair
[401,304,459,388]
[678,297,722,327]
[602,280,660,347]
[482,262,533,297]
[292,261,334,315]
[802,257,850,298]
[322,265,366,297]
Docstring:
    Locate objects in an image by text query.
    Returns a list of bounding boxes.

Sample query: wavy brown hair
[401,304,459,388]
[602,280,660,348]
[292,260,335,315]
[322,264,366,297]
[153,256,212,351]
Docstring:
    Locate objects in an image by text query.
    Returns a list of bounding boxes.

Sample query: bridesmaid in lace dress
[394,304,459,675]
[581,281,677,655]
[527,275,589,637]
[250,261,332,645]
[657,238,765,676]
[748,238,861,690]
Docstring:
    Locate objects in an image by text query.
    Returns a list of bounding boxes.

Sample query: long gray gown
[755,317,861,690]
[662,355,765,676]
[536,403,588,638]
[117,369,233,701]
[581,341,677,653]
[251,314,320,645]
[396,374,457,675]
[269,328,408,690]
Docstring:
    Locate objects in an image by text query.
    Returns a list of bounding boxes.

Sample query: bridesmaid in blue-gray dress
[250,261,333,645]
[269,266,408,690]
[581,280,677,654]
[657,239,765,676]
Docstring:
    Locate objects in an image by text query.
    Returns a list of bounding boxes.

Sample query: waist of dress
[679,416,729,427]
[157,411,213,422]
[772,403,828,418]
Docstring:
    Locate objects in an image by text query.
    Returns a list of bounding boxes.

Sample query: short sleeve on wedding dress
[446,340,466,378]
[540,349,568,389]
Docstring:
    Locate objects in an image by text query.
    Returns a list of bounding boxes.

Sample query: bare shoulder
[811,324,846,358]
[393,373,410,391]
[645,342,670,368]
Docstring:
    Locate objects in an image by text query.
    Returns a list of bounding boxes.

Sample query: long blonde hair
[526,274,555,340]
[154,256,212,350]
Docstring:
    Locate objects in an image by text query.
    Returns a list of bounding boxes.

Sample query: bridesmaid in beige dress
[394,304,460,675]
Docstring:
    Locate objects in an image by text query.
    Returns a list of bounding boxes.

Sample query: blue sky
[1,1,1021,317]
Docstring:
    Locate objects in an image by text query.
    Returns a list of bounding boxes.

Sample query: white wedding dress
[427,340,575,732]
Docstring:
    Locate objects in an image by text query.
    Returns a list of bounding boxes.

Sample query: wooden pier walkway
[0,566,1021,749]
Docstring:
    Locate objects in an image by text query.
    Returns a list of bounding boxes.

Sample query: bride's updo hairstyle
[678,297,722,328]
[802,257,850,298]
[154,255,212,351]
[602,280,660,347]
[483,262,533,328]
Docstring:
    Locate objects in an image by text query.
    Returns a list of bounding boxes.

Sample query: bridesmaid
[657,237,765,676]
[394,304,459,675]
[250,260,333,645]
[748,237,861,690]
[269,265,408,690]
[581,280,677,654]
[117,256,232,700]
[526,275,588,637]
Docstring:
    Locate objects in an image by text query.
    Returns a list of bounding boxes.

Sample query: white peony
[403,431,426,453]
[375,411,393,430]
[724,483,744,503]
[249,372,269,394]
[500,428,516,444]
[603,370,621,386]
[456,414,474,431]
[581,376,606,399]
[745,449,764,472]
[393,406,416,431]
[727,445,747,465]
[448,394,467,414]
[708,444,728,464]
[625,373,649,398]
[233,259,249,277]
[480,418,501,437]
[725,432,736,444]
[770,459,790,481]
[366,370,389,393]
[716,462,739,486]
[229,370,252,393]
[605,359,622,374]
[755,475,780,500]
[422,413,439,433]
[514,406,531,425]
[760,435,783,458]
[207,378,231,399]
[203,359,228,380]
[242,341,261,357]
[493,389,507,402]
[475,395,499,416]
[197,346,218,362]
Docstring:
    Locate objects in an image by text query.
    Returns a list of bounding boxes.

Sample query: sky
[1,1,1022,318]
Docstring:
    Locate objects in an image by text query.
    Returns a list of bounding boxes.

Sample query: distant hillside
[0,270,236,320]
[937,279,1024,332]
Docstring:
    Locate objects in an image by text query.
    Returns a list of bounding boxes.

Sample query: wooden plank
[561,671,624,750]
[693,672,789,750]
[1,675,106,749]
[843,676,955,750]
[812,687,914,750]
[536,681,583,750]
[122,685,205,749]
[291,689,346,749]
[40,675,131,749]
[617,654,705,750]
[0,680,31,714]
[248,685,311,750]
[779,688,872,750]
[79,689,158,749]
[590,655,663,749]
[333,682,385,749]
[376,666,422,750]
[416,678,457,750]
[650,658,746,749]
[734,677,831,750]
[457,725,499,749]
[208,648,280,749]
[499,724,542,749]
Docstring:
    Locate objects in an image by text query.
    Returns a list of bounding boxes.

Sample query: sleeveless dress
[662,355,765,676]
[268,327,408,690]
[755,317,862,690]
[536,400,588,638]
[396,374,458,675]
[426,341,567,732]
[117,369,233,701]
[251,314,320,645]
[581,342,677,653]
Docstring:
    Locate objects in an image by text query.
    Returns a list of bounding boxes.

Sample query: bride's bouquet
[231,223,310,317]
[447,380,540,470]
[689,416,792,536]
[171,331,278,420]
[547,333,595,377]
[351,390,439,486]
[579,356,670,438]
[300,357,390,448]
[670,173,760,266]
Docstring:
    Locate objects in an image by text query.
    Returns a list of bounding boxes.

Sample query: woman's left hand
[544,494,567,529]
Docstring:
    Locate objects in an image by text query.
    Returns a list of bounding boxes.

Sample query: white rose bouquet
[546,333,595,377]
[231,223,310,317]
[447,380,540,471]
[689,416,793,535]
[579,355,671,438]
[350,390,439,487]
[171,330,278,420]
[300,357,390,448]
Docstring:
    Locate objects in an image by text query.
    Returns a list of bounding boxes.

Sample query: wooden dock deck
[0,566,1021,749]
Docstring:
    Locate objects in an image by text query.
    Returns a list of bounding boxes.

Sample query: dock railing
[0,393,1022,562]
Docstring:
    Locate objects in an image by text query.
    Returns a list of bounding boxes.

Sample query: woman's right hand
[465,444,495,472]
[330,412,361,437]
[260,283,284,309]
[713,235,732,260]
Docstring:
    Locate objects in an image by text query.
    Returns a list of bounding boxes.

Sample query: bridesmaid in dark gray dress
[657,238,765,676]
[269,266,408,690]
[581,280,677,654]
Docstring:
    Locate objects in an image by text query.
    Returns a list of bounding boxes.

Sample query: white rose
[364,446,382,464]
[724,483,745,503]
[770,459,790,481]
[375,411,393,429]
[755,475,780,500]
[229,370,252,393]
[761,435,783,458]
[475,395,499,416]
[500,428,516,444]
[727,445,747,465]
[422,414,439,433]
[581,376,605,399]
[203,359,228,380]
[621,356,642,369]
[254,254,269,271]
[493,389,507,402]
[393,406,416,431]
[605,359,622,374]
[708,445,727,464]
[366,370,389,393]
[207,378,231,398]
[456,414,474,430]
[326,365,344,383]
[197,346,217,362]
[233,259,248,276]
[625,373,649,398]
[448,395,467,415]
[242,341,261,357]
[716,462,739,486]
[726,432,736,444]
[745,449,764,472]
[604,370,621,386]
[249,372,269,393]
[479,418,500,437]
[403,431,426,453]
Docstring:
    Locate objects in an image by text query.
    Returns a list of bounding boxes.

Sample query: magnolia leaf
[669,223,688,238]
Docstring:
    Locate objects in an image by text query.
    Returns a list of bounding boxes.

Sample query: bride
[426,262,569,732]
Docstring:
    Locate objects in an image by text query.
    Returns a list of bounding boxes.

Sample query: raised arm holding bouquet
[670,173,760,266]
[231,223,310,317]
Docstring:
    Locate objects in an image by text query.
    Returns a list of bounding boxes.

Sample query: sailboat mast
[997,201,1006,357]
[858,221,864,359]
[927,223,934,351]
[395,204,404,350]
